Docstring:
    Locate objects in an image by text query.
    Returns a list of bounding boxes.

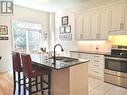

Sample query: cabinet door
[83,14,91,40]
[75,14,83,40]
[124,6,127,30]
[109,6,124,31]
[91,12,100,39]
[99,9,109,40]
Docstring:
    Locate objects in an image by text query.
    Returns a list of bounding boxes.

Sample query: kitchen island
[31,54,89,95]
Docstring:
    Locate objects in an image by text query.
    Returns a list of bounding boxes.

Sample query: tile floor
[89,77,127,95]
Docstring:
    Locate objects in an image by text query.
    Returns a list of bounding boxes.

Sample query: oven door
[105,56,127,73]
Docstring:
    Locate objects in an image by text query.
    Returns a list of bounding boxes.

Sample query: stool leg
[36,77,38,92]
[40,76,44,94]
[28,78,32,95]
[23,76,26,95]
[13,71,16,95]
[18,72,21,95]
[48,73,51,95]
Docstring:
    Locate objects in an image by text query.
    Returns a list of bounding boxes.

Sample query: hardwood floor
[0,72,46,95]
[0,72,13,95]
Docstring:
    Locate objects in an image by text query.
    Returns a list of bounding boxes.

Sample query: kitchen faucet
[53,44,64,66]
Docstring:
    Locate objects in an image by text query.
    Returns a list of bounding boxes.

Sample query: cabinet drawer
[92,54,104,60]
[89,60,104,69]
[93,58,104,63]
[89,68,104,76]
[89,63,104,69]
[91,60,104,65]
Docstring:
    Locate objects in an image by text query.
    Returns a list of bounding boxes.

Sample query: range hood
[109,29,127,35]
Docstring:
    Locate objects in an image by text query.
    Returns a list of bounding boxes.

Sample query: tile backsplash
[78,41,112,52]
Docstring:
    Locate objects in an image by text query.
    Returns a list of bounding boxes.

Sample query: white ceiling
[14,0,90,12]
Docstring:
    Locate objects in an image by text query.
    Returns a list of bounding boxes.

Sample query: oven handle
[105,56,127,61]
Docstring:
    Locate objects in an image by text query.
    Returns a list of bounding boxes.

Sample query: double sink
[49,56,78,63]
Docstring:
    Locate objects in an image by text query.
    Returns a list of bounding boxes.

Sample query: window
[12,21,44,53]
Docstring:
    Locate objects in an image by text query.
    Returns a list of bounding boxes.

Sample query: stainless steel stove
[104,45,127,88]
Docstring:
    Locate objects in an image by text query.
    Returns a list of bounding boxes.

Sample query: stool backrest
[12,51,22,72]
[21,54,32,77]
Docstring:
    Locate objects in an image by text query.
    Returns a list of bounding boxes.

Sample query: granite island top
[31,54,89,70]
[70,50,111,55]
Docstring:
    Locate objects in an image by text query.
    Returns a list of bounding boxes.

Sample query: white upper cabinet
[124,5,127,30]
[109,5,124,31]
[75,14,83,40]
[83,14,91,40]
[99,9,109,40]
[75,10,109,40]
[90,12,100,39]
[75,2,127,40]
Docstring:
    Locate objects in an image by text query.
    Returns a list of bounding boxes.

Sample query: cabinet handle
[93,71,99,73]
[96,33,100,39]
[94,64,99,67]
[94,56,100,57]
[78,54,80,58]
[94,60,100,62]
[80,34,83,39]
[120,23,124,30]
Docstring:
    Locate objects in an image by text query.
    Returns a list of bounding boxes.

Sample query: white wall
[13,6,49,28]
[49,13,55,51]
[0,5,50,72]
[0,16,12,72]
[55,11,79,56]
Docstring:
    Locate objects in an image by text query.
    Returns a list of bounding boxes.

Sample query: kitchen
[0,0,127,95]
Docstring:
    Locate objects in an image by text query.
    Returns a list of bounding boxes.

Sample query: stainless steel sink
[49,56,78,62]
[49,56,65,60]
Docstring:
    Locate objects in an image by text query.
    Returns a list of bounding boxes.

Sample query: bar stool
[12,51,22,95]
[21,53,51,95]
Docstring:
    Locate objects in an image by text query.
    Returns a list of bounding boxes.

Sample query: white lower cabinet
[70,52,104,80]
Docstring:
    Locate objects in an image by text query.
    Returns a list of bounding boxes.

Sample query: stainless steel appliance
[104,45,127,88]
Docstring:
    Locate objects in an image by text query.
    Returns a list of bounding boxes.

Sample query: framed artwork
[62,16,68,25]
[65,25,71,33]
[59,34,72,41]
[0,25,8,35]
[59,26,65,34]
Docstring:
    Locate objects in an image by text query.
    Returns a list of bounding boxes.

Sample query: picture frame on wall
[65,25,71,33]
[59,26,65,34]
[62,16,68,25]
[0,25,8,35]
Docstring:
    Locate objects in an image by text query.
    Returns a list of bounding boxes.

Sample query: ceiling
[14,0,90,12]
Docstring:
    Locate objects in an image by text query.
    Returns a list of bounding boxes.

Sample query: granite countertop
[31,54,89,70]
[70,50,111,55]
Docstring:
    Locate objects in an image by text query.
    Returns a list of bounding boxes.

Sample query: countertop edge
[70,50,111,55]
[32,60,89,70]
